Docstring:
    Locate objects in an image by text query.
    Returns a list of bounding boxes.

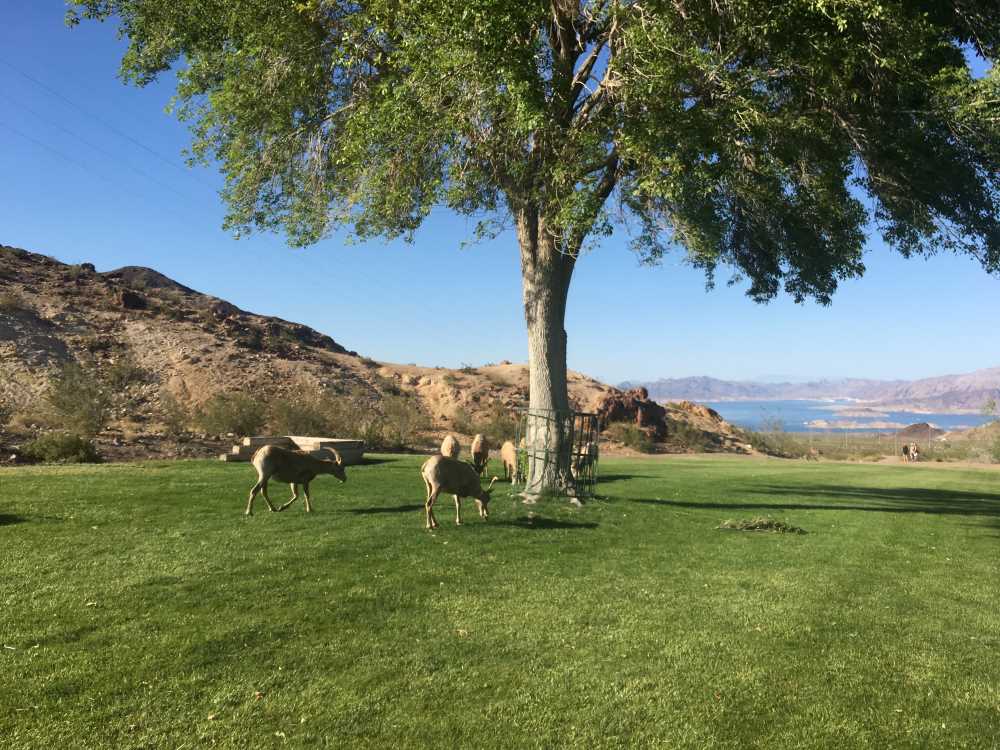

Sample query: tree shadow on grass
[356,456,399,466]
[0,513,27,526]
[345,503,425,515]
[595,473,643,483]
[630,484,1000,518]
[496,516,599,530]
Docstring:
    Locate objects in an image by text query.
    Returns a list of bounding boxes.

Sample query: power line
[0,56,216,189]
[0,119,214,229]
[0,119,114,183]
[2,94,202,204]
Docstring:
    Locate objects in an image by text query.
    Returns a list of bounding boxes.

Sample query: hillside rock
[0,243,750,460]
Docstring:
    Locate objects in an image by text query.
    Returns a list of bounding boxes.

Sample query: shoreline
[659,397,984,416]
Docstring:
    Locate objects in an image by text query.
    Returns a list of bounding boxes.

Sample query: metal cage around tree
[513,408,601,500]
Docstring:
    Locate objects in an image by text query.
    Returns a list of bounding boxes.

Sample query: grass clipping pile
[718,516,807,534]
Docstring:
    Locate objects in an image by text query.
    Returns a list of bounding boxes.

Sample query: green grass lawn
[2,454,999,749]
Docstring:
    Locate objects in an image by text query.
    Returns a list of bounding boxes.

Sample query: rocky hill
[0,243,744,460]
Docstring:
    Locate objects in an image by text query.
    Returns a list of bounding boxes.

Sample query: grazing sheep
[420,454,498,529]
[471,433,489,475]
[571,441,598,478]
[246,445,346,516]
[500,440,519,482]
[440,434,461,458]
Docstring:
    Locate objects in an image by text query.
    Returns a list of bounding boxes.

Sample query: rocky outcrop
[597,387,669,439]
[595,388,749,453]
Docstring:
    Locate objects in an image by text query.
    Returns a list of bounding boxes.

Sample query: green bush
[104,354,148,390]
[46,362,110,437]
[606,422,655,453]
[451,406,475,435]
[159,391,190,437]
[381,394,430,449]
[22,432,101,463]
[478,405,519,446]
[0,291,24,313]
[268,390,336,436]
[197,393,266,436]
[668,421,716,452]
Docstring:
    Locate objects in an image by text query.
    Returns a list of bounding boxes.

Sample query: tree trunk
[516,208,578,501]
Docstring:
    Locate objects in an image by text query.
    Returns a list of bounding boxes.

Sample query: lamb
[471,433,489,476]
[420,454,498,529]
[440,434,461,458]
[500,440,519,482]
[245,445,346,516]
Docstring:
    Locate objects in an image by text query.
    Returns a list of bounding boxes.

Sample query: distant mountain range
[620,369,1000,413]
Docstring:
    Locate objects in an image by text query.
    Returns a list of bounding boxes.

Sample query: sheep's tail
[487,476,499,491]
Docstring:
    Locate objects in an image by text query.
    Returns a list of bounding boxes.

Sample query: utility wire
[0,56,216,189]
[3,94,202,204]
[0,119,115,184]
[0,119,214,229]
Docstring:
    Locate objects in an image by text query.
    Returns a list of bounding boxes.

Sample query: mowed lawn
[1,455,999,749]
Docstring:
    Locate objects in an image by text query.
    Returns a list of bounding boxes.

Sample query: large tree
[72,0,1000,496]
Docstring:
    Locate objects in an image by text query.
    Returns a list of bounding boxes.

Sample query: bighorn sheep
[440,434,461,458]
[571,441,598,478]
[245,445,346,516]
[500,440,519,482]
[471,433,489,475]
[420,454,498,529]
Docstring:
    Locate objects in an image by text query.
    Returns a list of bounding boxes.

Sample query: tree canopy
[71,0,999,305]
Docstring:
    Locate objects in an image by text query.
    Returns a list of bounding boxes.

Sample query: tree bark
[516,207,577,500]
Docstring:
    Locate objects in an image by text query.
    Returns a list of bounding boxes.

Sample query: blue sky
[1,2,997,385]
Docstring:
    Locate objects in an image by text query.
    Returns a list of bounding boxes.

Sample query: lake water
[700,399,995,433]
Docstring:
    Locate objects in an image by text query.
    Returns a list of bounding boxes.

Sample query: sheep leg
[424,482,440,530]
[259,480,279,512]
[454,494,462,525]
[246,481,264,516]
[303,482,313,513]
[278,483,299,512]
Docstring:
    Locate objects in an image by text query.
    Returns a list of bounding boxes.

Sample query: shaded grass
[1,455,999,748]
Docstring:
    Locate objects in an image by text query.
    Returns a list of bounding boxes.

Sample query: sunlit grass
[2,455,998,748]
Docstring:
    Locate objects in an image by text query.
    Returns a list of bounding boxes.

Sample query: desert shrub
[991,437,1000,463]
[197,393,266,436]
[746,430,810,459]
[478,404,519,446]
[459,363,477,375]
[0,291,24,313]
[451,406,475,435]
[159,391,190,436]
[104,354,149,390]
[358,356,379,369]
[268,390,336,436]
[45,362,110,437]
[373,374,401,396]
[21,432,101,463]
[381,394,430,449]
[442,373,460,387]
[606,422,655,453]
[668,421,716,452]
